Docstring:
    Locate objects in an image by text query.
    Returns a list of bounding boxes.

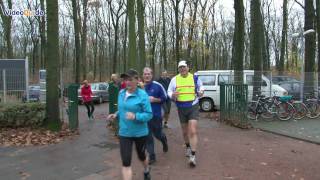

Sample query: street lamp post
[292,29,315,101]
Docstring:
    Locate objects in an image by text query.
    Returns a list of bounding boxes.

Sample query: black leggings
[84,101,94,117]
[119,136,147,167]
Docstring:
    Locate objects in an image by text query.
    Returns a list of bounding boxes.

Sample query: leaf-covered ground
[0,124,79,147]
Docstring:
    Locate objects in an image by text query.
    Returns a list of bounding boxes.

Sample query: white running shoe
[185,147,192,157]
[189,155,196,167]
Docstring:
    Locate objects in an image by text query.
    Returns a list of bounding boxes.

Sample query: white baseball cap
[178,60,187,68]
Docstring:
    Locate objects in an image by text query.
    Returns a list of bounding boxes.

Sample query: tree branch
[293,0,305,10]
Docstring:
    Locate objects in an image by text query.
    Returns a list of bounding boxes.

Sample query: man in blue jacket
[143,67,169,165]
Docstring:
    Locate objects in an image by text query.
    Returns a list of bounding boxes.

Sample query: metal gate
[220,84,250,128]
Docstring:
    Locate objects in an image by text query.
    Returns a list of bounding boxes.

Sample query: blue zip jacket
[118,88,153,137]
[144,81,167,119]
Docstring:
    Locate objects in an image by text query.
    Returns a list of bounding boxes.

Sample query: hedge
[0,103,45,128]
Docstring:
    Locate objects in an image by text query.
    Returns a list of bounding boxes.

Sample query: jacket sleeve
[135,92,153,122]
[167,77,176,100]
[158,84,167,103]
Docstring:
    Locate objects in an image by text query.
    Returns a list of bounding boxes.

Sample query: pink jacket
[81,85,93,102]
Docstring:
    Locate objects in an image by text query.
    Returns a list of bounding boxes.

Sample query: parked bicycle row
[247,93,320,121]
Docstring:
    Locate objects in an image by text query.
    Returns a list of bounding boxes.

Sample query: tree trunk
[316,0,320,92]
[174,0,180,67]
[161,0,167,71]
[186,0,199,59]
[304,0,316,94]
[39,0,46,68]
[0,0,13,58]
[279,0,288,75]
[137,0,146,73]
[93,7,99,81]
[128,0,137,69]
[113,24,119,73]
[233,0,244,84]
[81,0,88,80]
[250,0,263,98]
[71,0,81,83]
[45,0,61,131]
[123,13,128,72]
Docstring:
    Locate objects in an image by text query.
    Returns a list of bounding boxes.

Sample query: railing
[220,83,250,128]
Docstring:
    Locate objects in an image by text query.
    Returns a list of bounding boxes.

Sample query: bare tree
[45,0,61,130]
[0,0,13,58]
[304,0,316,94]
[250,0,263,97]
[127,0,137,69]
[233,0,245,84]
[279,0,288,74]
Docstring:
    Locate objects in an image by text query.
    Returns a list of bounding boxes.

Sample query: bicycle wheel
[292,102,307,120]
[305,100,320,119]
[260,102,274,121]
[276,102,294,121]
[247,101,258,120]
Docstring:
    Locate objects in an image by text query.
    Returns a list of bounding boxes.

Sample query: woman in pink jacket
[81,80,95,120]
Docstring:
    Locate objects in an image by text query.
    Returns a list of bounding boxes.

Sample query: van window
[246,75,253,86]
[198,75,216,86]
[218,75,233,85]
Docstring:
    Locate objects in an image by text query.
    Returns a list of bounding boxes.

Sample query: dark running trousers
[119,136,148,167]
[84,101,94,118]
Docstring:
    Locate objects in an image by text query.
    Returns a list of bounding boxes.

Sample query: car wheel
[200,98,213,112]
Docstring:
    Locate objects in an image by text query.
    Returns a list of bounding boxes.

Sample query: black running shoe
[144,171,151,180]
[162,137,168,153]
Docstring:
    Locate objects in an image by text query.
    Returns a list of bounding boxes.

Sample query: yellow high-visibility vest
[176,73,196,102]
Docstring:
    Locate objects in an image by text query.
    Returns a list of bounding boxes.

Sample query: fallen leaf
[260,162,268,166]
[274,172,281,176]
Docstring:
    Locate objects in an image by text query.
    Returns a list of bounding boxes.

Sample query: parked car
[269,75,299,84]
[278,81,301,100]
[22,84,40,102]
[78,82,109,104]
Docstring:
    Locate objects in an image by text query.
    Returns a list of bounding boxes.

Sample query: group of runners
[81,60,204,180]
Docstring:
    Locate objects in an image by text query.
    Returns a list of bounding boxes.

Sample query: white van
[195,70,287,112]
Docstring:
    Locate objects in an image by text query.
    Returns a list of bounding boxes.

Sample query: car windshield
[91,84,99,90]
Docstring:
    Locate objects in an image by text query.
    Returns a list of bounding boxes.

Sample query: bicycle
[247,95,294,121]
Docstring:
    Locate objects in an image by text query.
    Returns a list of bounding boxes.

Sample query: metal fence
[214,70,319,101]
[0,59,28,104]
[220,83,249,128]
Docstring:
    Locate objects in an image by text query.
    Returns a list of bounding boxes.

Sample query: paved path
[1,103,320,180]
[251,118,320,144]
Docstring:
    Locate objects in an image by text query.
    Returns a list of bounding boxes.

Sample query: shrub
[0,103,45,128]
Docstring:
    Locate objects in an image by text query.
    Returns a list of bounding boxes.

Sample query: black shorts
[119,136,148,167]
[177,104,199,124]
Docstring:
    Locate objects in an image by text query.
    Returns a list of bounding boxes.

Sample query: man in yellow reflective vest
[167,60,204,167]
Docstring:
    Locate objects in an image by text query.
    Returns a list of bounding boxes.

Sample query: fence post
[25,57,29,102]
[3,69,6,103]
[270,71,272,97]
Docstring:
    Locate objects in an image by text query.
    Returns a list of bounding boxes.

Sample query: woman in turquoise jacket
[107,69,152,180]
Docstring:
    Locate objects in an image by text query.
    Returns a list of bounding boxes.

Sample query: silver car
[78,83,109,104]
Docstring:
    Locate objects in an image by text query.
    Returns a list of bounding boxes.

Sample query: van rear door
[198,74,218,106]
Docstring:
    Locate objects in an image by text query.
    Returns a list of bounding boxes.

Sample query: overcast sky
[218,0,304,13]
